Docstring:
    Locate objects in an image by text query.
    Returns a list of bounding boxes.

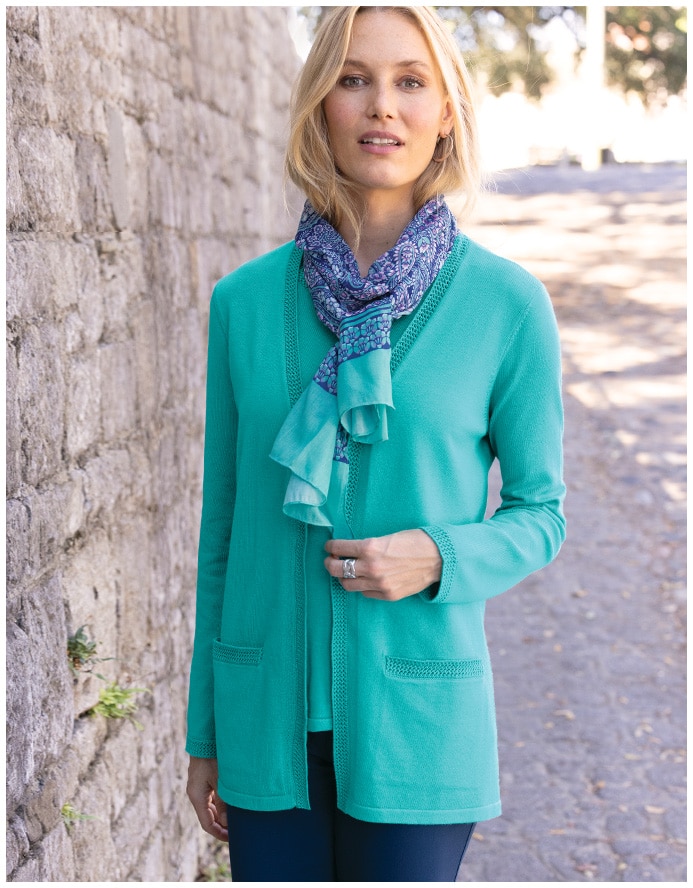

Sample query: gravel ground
[456,163,686,883]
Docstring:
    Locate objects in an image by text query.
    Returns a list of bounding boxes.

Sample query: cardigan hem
[216,782,502,823]
[338,798,502,825]
[217,783,303,812]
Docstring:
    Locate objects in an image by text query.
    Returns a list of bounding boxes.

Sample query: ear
[441,98,454,134]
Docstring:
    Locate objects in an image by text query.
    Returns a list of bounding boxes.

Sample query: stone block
[184,165,214,238]
[6,577,74,812]
[134,831,166,882]
[121,113,148,232]
[10,477,84,586]
[14,126,81,232]
[16,321,66,487]
[7,239,74,320]
[174,6,192,49]
[5,622,35,814]
[72,707,109,773]
[75,135,113,233]
[77,6,120,61]
[101,720,142,821]
[111,516,152,669]
[9,854,42,882]
[40,10,93,132]
[128,439,154,509]
[72,241,105,337]
[98,57,124,107]
[99,234,145,333]
[6,27,49,127]
[70,759,119,880]
[99,340,137,439]
[5,119,28,232]
[133,299,159,426]
[6,815,30,877]
[107,106,131,231]
[36,824,76,882]
[83,447,133,518]
[111,786,149,879]
[66,353,102,458]
[6,5,40,35]
[190,237,226,311]
[147,153,184,229]
[5,336,22,496]
[121,57,160,126]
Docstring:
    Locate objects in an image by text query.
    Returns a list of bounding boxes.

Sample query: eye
[400,77,425,89]
[340,74,367,88]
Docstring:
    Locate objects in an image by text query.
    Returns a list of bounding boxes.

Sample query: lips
[358,131,403,146]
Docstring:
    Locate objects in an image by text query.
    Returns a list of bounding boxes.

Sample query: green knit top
[186,234,566,824]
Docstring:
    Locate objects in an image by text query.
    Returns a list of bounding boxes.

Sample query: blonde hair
[285,6,481,238]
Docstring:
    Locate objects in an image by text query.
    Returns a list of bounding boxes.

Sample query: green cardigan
[186,234,566,824]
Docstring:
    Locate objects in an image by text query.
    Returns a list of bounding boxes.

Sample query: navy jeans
[226,731,476,881]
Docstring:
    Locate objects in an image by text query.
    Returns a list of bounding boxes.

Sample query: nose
[367,81,395,119]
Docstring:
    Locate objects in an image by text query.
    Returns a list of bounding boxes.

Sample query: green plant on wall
[66,625,113,678]
[89,682,149,729]
[60,802,95,834]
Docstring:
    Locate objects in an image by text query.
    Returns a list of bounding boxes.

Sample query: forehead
[347,9,433,59]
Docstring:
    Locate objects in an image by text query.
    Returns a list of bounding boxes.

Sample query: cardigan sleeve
[185,290,238,758]
[421,284,566,604]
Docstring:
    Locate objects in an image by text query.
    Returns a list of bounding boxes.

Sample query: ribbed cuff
[420,526,457,603]
[186,736,217,759]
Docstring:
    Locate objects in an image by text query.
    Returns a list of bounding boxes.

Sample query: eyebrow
[342,58,433,73]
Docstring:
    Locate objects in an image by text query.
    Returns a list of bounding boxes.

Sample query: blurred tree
[296,6,687,105]
[604,6,687,104]
[436,6,582,100]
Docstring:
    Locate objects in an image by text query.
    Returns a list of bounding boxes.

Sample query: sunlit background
[287,5,687,172]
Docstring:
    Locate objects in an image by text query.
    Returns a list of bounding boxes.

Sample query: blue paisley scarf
[270,197,458,531]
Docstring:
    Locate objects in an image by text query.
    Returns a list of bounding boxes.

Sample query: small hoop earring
[433,130,454,163]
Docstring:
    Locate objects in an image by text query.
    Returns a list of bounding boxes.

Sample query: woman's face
[322,10,453,212]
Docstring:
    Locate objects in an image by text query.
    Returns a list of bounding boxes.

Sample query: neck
[339,192,418,277]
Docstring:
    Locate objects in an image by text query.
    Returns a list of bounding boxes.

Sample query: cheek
[323,96,355,144]
[413,107,446,144]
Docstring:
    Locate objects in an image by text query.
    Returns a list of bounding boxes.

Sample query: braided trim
[291,520,309,809]
[331,577,350,806]
[284,250,311,808]
[344,438,362,534]
[212,640,262,666]
[385,655,484,680]
[390,235,468,375]
[186,737,217,758]
[420,526,457,603]
[284,246,305,407]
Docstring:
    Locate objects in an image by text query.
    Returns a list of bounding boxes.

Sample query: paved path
[456,163,687,882]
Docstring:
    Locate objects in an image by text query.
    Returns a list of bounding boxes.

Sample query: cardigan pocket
[212,639,279,800]
[384,655,484,681]
[213,639,263,667]
[352,652,497,813]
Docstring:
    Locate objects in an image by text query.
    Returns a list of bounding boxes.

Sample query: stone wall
[6,6,301,880]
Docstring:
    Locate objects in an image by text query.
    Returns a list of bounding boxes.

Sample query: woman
[186,6,565,882]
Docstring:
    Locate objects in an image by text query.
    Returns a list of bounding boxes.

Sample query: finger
[214,792,228,829]
[201,801,229,842]
[187,780,229,842]
[324,554,365,578]
[189,793,227,841]
[325,537,368,558]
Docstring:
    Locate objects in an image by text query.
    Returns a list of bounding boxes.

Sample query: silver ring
[342,558,357,580]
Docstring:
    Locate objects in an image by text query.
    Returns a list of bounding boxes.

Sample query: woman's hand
[186,757,229,842]
[324,529,442,601]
